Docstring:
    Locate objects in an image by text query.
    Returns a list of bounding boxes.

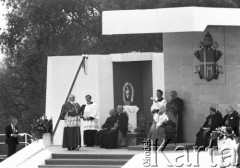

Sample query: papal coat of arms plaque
[194,32,224,83]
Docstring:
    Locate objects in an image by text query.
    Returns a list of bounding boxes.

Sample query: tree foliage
[0,0,239,133]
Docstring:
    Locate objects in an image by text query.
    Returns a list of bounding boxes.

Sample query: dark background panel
[113,61,153,133]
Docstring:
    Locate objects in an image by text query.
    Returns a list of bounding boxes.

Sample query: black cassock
[95,115,118,148]
[195,111,222,147]
[60,101,82,149]
[169,97,184,143]
[222,111,239,136]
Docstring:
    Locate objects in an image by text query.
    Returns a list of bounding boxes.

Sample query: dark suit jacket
[5,125,18,145]
[222,111,239,136]
[201,111,222,132]
[117,112,129,137]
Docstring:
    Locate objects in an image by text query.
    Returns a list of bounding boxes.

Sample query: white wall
[96,55,114,128]
[163,26,240,142]
[45,53,164,145]
[45,55,100,145]
[152,53,165,97]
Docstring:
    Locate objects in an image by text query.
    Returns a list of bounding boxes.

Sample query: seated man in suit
[116,105,129,147]
[195,106,222,148]
[222,106,239,136]
[5,118,19,157]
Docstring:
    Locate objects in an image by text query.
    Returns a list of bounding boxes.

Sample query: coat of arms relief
[194,31,225,84]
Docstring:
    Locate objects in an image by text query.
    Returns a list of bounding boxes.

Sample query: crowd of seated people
[195,105,239,148]
[95,105,129,149]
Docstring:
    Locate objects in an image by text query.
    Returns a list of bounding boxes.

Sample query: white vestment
[150,99,167,127]
[83,102,99,130]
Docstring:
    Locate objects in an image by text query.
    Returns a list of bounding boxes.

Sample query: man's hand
[114,123,119,128]
[205,128,210,131]
[12,134,18,138]
[201,127,210,131]
[163,120,168,124]
[85,117,90,121]
[152,109,159,114]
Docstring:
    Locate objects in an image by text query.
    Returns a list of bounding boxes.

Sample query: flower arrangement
[31,115,53,139]
[210,126,235,140]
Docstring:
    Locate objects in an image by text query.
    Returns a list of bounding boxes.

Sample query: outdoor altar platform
[44,143,227,168]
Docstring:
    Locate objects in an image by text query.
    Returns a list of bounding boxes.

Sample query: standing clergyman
[83,95,99,147]
[60,94,81,150]
[169,90,184,143]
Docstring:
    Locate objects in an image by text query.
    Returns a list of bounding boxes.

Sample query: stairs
[39,153,134,168]
[127,142,195,151]
[0,155,6,162]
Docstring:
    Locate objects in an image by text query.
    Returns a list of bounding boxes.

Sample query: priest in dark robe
[95,109,118,148]
[221,106,239,136]
[116,105,129,147]
[195,106,222,148]
[168,91,184,143]
[60,94,82,150]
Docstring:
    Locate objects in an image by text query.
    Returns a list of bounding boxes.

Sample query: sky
[0,3,7,61]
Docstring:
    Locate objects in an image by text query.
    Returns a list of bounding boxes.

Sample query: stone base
[43,133,52,146]
[127,133,145,146]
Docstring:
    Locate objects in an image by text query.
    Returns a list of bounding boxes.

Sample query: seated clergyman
[95,109,118,148]
[195,106,222,147]
[221,106,239,137]
[149,105,177,146]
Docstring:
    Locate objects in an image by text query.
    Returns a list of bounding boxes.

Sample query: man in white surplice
[149,89,167,145]
[83,95,99,147]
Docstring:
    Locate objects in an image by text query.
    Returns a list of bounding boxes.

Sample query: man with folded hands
[195,106,222,147]
[60,94,82,150]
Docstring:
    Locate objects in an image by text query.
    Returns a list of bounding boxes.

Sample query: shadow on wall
[183,91,205,143]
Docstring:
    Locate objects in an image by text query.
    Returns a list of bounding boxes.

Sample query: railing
[0,133,33,147]
[0,133,34,160]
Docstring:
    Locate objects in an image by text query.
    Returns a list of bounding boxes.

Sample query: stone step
[127,142,195,151]
[52,153,133,159]
[45,159,128,165]
[0,155,7,162]
[39,165,121,168]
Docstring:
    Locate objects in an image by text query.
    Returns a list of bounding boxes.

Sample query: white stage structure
[45,53,164,145]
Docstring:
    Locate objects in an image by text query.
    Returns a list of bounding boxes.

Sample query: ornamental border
[122,82,134,103]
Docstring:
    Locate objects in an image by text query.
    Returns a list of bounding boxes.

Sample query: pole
[51,56,86,140]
